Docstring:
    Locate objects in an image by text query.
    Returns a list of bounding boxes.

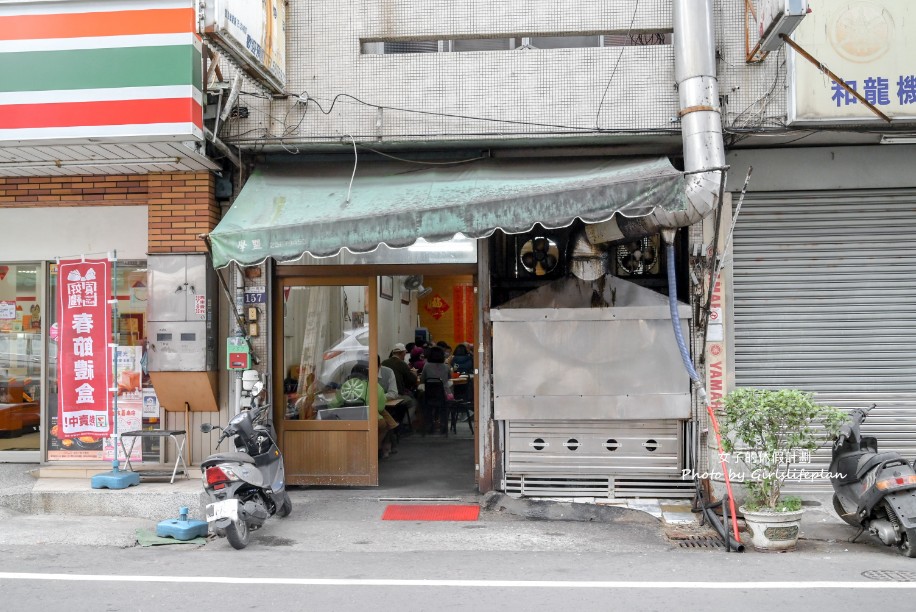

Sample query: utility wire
[594,0,641,129]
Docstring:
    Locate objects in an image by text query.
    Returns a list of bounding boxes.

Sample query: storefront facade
[720,145,916,491]
[0,173,220,465]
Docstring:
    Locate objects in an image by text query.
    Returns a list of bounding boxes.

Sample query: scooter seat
[201,451,257,469]
[856,452,907,480]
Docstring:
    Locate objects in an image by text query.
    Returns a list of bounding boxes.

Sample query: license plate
[206,498,239,522]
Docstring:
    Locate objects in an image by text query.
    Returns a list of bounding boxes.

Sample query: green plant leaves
[718,388,846,511]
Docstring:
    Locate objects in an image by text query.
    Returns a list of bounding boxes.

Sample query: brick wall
[0,172,218,253]
[146,173,218,253]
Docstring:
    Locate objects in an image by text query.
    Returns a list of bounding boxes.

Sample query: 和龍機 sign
[57,259,112,439]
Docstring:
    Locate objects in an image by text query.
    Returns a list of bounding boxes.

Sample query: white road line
[0,574,915,589]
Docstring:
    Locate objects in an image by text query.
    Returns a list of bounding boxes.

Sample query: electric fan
[519,236,559,276]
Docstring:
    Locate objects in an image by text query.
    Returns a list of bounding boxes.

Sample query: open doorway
[275,267,479,497]
[377,272,477,497]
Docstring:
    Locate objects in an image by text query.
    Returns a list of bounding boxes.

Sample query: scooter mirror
[200,423,214,433]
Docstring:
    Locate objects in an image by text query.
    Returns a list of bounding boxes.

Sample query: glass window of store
[46,260,160,462]
[0,263,42,454]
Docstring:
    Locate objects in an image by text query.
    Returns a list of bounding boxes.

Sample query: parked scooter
[200,381,292,549]
[830,403,916,557]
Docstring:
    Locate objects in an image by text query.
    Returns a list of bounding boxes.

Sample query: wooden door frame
[272,275,379,485]
[274,262,482,488]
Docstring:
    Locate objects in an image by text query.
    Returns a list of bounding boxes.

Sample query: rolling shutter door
[731,190,916,488]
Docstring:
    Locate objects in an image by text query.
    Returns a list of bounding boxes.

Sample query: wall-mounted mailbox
[227,337,250,370]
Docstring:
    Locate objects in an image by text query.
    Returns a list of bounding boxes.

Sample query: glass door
[274,277,379,485]
[0,262,42,461]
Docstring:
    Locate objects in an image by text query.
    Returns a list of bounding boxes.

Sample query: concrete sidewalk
[0,462,858,553]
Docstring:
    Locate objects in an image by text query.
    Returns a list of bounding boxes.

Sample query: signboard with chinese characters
[57,259,112,439]
[203,0,286,94]
[788,0,916,124]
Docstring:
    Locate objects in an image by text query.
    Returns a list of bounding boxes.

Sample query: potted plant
[718,388,846,552]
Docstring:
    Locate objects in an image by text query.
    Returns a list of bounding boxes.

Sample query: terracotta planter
[740,506,804,552]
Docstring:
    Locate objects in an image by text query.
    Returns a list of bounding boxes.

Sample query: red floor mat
[382,504,480,521]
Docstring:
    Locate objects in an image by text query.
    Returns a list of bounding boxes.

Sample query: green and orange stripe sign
[0,0,203,142]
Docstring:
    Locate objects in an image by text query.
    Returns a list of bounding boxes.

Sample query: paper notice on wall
[103,398,143,462]
[142,388,160,418]
[0,300,14,319]
[706,323,724,342]
[104,345,144,462]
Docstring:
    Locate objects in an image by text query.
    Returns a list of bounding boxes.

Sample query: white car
[318,326,369,389]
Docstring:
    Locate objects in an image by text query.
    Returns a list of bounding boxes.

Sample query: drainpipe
[656,0,727,229]
[585,0,725,246]
[662,1,741,548]
[660,0,725,393]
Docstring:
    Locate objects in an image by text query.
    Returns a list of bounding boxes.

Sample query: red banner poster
[452,285,474,344]
[57,259,112,439]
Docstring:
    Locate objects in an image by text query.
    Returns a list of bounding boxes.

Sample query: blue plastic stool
[156,506,209,541]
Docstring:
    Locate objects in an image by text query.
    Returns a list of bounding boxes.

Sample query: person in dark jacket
[381,343,419,430]
[450,343,474,375]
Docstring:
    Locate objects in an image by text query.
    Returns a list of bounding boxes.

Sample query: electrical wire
[345,134,357,203]
[727,47,785,133]
[594,0,641,129]
[354,144,488,166]
[298,91,591,130]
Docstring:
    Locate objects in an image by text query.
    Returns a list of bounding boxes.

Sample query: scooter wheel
[882,501,916,558]
[899,536,916,558]
[277,493,292,518]
[225,519,250,550]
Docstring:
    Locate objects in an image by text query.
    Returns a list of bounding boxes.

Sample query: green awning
[207,156,687,268]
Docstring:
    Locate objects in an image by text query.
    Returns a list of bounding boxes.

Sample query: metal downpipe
[655,0,727,229]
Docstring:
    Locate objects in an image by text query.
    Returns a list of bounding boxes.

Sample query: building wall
[223,0,679,145]
[0,171,219,465]
[217,0,796,149]
[0,172,218,251]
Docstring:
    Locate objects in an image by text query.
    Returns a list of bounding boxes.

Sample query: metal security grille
[731,190,916,478]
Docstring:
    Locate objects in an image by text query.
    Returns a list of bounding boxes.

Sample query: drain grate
[674,535,723,549]
[862,570,916,582]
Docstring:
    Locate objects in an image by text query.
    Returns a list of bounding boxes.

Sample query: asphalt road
[3,532,916,611]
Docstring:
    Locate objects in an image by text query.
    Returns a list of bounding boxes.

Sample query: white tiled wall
[219,1,789,148]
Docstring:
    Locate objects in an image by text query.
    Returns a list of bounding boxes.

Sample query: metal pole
[110,249,120,472]
[780,34,891,123]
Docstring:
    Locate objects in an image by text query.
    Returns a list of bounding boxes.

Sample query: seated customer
[381,343,419,427]
[378,355,409,428]
[420,345,453,393]
[329,378,398,458]
[409,346,426,373]
[450,343,474,375]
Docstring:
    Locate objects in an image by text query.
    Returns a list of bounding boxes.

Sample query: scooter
[830,403,916,557]
[200,381,292,549]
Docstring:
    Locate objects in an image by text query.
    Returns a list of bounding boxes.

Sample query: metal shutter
[731,189,916,486]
